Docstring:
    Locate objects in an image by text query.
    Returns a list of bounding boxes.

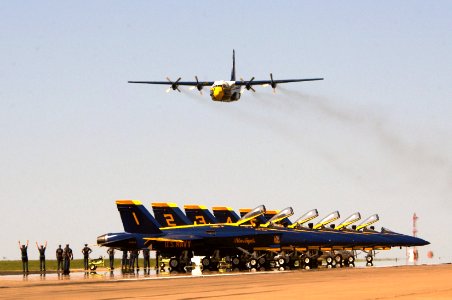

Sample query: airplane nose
[211,86,224,100]
[97,234,107,245]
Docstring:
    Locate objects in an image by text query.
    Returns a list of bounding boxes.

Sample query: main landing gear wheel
[201,257,210,267]
[249,258,258,268]
[89,265,97,271]
[366,255,374,267]
[232,257,240,267]
[169,258,179,269]
[290,259,301,269]
[334,254,343,268]
[326,256,333,265]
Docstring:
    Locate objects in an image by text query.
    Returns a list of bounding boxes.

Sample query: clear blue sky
[1,1,451,260]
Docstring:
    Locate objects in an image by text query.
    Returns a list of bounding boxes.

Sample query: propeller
[240,76,256,93]
[188,76,204,95]
[166,77,182,93]
[262,73,277,94]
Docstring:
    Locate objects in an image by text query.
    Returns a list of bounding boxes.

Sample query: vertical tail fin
[116,200,162,234]
[212,206,240,223]
[231,49,236,81]
[184,205,217,224]
[151,202,191,227]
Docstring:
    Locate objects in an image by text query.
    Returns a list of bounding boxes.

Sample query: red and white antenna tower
[413,213,418,237]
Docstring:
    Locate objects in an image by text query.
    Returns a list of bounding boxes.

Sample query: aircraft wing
[143,235,203,242]
[236,78,324,86]
[128,80,214,86]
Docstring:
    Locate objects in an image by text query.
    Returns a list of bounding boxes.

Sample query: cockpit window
[313,211,340,229]
[237,205,266,225]
[356,214,379,230]
[292,209,319,226]
[266,207,294,225]
[335,212,361,230]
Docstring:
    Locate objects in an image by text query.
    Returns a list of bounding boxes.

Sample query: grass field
[0,258,155,272]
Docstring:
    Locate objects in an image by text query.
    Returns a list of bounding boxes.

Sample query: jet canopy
[356,214,379,231]
[289,209,319,228]
[262,207,294,227]
[313,211,340,229]
[335,212,361,230]
[237,205,266,225]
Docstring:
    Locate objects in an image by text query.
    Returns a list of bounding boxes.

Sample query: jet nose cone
[97,234,107,245]
[211,86,224,100]
[415,237,430,246]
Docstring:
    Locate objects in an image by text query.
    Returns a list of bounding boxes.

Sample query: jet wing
[143,235,203,242]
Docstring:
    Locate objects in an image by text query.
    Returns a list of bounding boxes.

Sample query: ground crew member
[107,247,115,270]
[81,243,92,271]
[63,244,73,275]
[56,245,64,272]
[36,241,47,272]
[121,249,128,270]
[128,250,135,271]
[143,248,150,271]
[18,240,29,273]
[134,249,140,270]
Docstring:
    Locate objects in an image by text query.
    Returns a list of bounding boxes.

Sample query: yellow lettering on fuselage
[164,241,192,248]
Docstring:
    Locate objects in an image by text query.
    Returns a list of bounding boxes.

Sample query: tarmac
[1,264,451,299]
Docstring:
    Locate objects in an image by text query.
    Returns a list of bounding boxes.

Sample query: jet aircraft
[128,50,324,102]
[98,200,429,272]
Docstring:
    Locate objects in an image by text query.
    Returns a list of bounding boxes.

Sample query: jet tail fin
[151,202,191,227]
[184,205,217,224]
[212,206,240,223]
[116,200,162,234]
[231,49,236,81]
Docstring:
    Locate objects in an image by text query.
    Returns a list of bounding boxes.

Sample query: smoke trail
[277,88,452,193]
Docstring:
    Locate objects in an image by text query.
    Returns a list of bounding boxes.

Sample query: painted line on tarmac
[115,270,292,282]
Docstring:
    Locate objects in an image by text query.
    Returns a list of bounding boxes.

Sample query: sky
[1,1,451,261]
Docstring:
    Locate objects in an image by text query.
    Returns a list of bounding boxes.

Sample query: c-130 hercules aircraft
[128,50,323,102]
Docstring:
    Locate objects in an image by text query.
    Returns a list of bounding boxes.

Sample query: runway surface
[1,264,452,299]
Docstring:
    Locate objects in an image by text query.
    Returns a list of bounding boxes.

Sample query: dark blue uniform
[82,245,92,270]
[63,245,73,275]
[107,247,115,269]
[133,249,140,270]
[121,249,128,270]
[128,250,135,270]
[20,245,28,273]
[56,246,64,271]
[143,248,150,270]
[38,246,46,271]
